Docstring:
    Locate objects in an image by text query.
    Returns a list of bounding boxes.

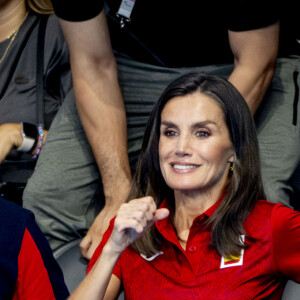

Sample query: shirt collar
[203,192,225,218]
[157,192,225,227]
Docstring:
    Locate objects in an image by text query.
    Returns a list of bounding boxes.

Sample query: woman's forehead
[161,93,225,123]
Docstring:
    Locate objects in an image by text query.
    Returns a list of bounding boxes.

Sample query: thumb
[153,208,169,222]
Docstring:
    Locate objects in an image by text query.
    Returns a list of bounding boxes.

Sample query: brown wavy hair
[128,72,265,258]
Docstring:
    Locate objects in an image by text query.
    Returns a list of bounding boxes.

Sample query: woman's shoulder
[251,199,277,216]
[46,13,61,27]
[255,199,276,208]
[25,12,65,45]
[254,199,296,215]
[245,199,280,230]
[44,13,64,38]
[247,199,299,230]
[43,13,69,60]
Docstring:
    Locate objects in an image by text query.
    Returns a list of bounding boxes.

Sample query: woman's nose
[175,134,192,157]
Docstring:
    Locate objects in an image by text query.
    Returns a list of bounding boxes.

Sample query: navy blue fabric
[0,197,69,299]
[0,198,26,299]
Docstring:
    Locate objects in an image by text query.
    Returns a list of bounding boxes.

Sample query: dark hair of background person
[127,73,265,258]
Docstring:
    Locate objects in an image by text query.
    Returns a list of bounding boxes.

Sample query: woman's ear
[227,154,234,164]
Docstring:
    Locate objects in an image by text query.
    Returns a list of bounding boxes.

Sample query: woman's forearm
[68,243,121,300]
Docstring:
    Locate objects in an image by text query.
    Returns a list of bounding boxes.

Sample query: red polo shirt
[88,199,300,299]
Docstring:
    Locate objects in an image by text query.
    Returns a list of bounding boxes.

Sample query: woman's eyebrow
[191,120,218,129]
[161,120,217,128]
[160,121,178,129]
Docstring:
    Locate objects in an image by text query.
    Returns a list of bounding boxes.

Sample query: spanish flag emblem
[220,235,245,269]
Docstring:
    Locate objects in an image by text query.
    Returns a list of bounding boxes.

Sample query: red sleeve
[272,204,300,282]
[87,217,122,279]
[12,229,56,300]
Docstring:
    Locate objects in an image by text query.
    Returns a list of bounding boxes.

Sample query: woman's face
[159,92,234,195]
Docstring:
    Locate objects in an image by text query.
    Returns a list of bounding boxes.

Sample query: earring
[229,161,234,173]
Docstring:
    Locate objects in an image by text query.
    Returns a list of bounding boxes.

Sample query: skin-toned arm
[58,10,132,259]
[0,123,48,163]
[0,123,22,163]
[228,21,279,114]
[68,197,169,300]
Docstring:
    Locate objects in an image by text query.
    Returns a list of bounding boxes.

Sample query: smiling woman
[69,73,300,300]
[159,92,234,199]
[129,72,262,258]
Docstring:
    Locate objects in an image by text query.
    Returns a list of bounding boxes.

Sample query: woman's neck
[0,0,27,42]
[173,190,223,250]
[173,188,223,231]
[173,173,229,233]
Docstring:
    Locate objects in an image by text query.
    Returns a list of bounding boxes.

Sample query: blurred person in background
[0,0,72,205]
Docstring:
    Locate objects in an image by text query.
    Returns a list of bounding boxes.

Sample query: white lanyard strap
[116,0,136,28]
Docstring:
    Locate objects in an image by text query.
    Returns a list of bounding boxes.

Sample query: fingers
[80,197,169,257]
[105,197,170,254]
[117,197,156,226]
[116,207,169,235]
[153,208,169,222]
[79,234,92,259]
[114,216,146,236]
[80,207,114,259]
[80,231,104,260]
[114,197,169,238]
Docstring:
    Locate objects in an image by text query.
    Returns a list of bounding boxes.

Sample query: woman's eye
[196,130,209,137]
[165,130,178,136]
